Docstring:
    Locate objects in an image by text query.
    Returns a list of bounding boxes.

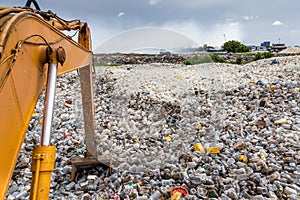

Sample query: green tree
[262,52,274,59]
[252,52,274,61]
[222,40,251,53]
[254,52,263,61]
[209,54,226,63]
[236,56,243,64]
[184,55,213,65]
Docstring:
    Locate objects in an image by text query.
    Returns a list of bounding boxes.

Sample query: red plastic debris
[170,186,188,196]
[65,98,73,104]
[63,133,72,139]
[110,194,120,200]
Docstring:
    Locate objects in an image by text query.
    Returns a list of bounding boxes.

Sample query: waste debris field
[8,56,300,199]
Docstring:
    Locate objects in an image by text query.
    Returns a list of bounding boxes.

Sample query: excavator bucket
[0,6,110,199]
[70,21,112,181]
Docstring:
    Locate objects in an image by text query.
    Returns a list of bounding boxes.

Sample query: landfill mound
[279,47,300,54]
[7,56,300,199]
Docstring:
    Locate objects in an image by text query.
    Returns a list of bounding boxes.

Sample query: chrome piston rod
[41,63,58,146]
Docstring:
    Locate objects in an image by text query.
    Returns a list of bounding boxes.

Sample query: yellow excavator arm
[0,5,97,199]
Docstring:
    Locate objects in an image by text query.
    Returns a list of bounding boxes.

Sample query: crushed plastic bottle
[268,85,275,91]
[170,186,188,200]
[65,182,75,191]
[194,143,205,153]
[174,75,184,79]
[237,155,248,163]
[256,80,264,85]
[165,136,172,142]
[271,59,279,65]
[206,146,220,154]
[150,190,161,200]
[198,166,206,173]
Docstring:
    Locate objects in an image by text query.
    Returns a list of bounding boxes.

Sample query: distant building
[271,43,287,52]
[261,41,271,47]
[159,49,171,55]
[250,45,268,52]
[205,46,224,53]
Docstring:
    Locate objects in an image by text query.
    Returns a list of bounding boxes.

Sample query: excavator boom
[0,6,96,199]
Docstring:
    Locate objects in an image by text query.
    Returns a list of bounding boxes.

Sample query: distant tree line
[222,40,251,53]
[184,39,275,65]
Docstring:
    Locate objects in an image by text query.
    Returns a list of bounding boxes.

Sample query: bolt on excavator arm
[0,6,97,199]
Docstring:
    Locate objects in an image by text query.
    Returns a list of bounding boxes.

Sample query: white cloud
[272,20,283,26]
[162,20,244,47]
[92,20,245,52]
[91,23,124,50]
[118,12,125,17]
[243,16,253,21]
[149,0,160,5]
[243,16,259,21]
[225,18,236,23]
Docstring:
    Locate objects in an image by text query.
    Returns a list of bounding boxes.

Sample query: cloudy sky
[2,0,300,52]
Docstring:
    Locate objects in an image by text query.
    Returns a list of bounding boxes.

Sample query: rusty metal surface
[79,65,97,156]
[78,24,98,157]
[70,155,111,181]
[67,22,106,185]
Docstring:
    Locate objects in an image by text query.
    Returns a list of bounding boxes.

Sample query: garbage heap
[7,56,300,199]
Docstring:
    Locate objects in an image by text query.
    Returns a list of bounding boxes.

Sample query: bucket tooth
[70,155,111,181]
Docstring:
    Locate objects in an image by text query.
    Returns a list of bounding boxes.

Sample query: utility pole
[223,34,227,42]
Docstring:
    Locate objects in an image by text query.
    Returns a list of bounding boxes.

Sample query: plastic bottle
[65,182,75,191]
[150,191,161,200]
